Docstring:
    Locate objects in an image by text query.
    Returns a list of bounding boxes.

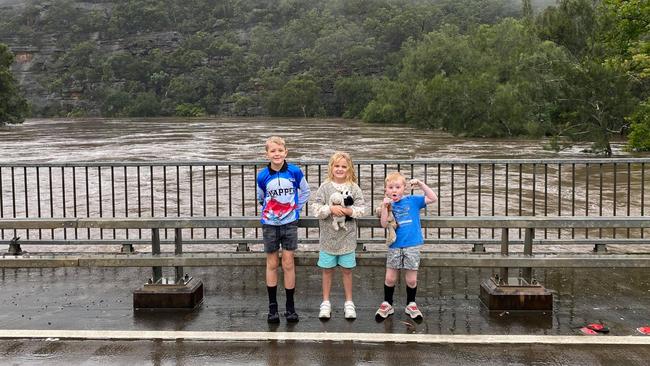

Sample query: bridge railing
[2,216,649,276]
[0,159,648,244]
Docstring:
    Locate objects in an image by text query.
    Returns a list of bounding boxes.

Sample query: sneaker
[375,301,394,321]
[267,311,280,324]
[319,301,331,319]
[284,310,300,323]
[405,302,423,320]
[344,301,356,319]
[267,303,280,324]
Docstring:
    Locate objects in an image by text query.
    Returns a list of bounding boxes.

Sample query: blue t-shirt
[390,195,426,249]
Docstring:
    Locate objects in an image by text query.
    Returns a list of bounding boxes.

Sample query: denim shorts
[317,251,356,269]
[262,222,298,253]
[386,246,421,270]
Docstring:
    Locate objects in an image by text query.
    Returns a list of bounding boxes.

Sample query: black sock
[267,285,278,313]
[384,284,395,305]
[406,285,417,304]
[285,287,295,313]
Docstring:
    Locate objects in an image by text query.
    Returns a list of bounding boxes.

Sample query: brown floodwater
[0,117,642,162]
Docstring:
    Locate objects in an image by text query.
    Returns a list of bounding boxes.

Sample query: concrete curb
[1,330,649,345]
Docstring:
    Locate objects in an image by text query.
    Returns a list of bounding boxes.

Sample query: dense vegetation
[0,43,29,124]
[0,0,647,154]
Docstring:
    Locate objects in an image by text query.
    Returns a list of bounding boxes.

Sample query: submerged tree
[0,43,29,125]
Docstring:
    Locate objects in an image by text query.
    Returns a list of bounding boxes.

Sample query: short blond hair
[265,136,286,151]
[385,172,406,186]
[327,151,357,183]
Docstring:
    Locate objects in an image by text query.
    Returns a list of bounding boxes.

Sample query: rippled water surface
[0,117,639,162]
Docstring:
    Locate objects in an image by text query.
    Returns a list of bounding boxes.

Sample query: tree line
[0,0,648,154]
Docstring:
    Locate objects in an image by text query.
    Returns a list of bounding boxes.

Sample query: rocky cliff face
[0,1,191,116]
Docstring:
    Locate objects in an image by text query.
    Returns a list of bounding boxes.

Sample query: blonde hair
[265,136,286,151]
[327,151,357,184]
[385,171,406,186]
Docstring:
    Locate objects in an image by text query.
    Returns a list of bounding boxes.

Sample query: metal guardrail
[1,159,648,244]
[2,216,650,275]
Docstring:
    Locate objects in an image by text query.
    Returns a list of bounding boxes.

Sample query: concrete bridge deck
[0,264,649,364]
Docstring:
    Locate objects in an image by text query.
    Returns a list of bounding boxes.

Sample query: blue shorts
[318,251,356,269]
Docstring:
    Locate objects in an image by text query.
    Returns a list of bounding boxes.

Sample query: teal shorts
[318,251,356,269]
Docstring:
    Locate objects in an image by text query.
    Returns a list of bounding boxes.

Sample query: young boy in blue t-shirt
[256,136,310,323]
[376,172,437,321]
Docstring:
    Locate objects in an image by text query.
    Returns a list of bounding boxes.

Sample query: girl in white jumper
[311,152,366,319]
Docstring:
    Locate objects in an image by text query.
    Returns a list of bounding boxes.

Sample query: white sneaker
[344,301,356,319]
[405,302,423,320]
[319,301,331,319]
[375,301,394,320]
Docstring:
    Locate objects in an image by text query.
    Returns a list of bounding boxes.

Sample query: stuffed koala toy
[375,205,397,245]
[329,192,348,230]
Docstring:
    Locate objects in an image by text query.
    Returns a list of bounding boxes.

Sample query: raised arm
[410,178,437,205]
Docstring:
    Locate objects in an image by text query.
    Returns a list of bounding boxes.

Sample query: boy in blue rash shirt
[256,136,310,323]
[375,172,437,321]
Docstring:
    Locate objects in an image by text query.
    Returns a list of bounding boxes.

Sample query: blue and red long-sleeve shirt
[256,161,310,225]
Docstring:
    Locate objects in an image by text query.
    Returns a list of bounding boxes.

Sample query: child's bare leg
[342,268,353,302]
[404,270,418,288]
[322,268,333,301]
[266,252,279,286]
[385,268,398,287]
[281,250,296,289]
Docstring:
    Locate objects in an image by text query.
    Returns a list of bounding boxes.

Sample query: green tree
[267,77,322,117]
[554,61,637,156]
[627,99,650,151]
[536,0,598,58]
[363,20,570,137]
[0,44,29,124]
[334,76,376,118]
[600,0,650,77]
[125,92,162,117]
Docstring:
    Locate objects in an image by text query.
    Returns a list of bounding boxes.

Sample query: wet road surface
[0,265,649,364]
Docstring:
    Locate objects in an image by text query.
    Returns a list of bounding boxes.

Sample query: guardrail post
[151,228,162,283]
[7,237,23,255]
[175,228,184,283]
[120,244,135,253]
[499,228,508,283]
[593,243,608,253]
[522,228,534,282]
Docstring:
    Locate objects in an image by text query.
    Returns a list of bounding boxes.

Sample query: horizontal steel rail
[2,252,650,269]
[1,216,649,269]
[9,238,650,246]
[2,216,650,230]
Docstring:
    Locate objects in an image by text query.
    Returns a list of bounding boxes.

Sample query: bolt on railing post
[151,228,162,283]
[175,228,184,283]
[499,228,509,283]
[522,228,534,282]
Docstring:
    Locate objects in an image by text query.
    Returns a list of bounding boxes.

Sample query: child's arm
[379,197,392,228]
[311,185,331,219]
[256,177,265,207]
[296,171,311,210]
[410,178,437,205]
